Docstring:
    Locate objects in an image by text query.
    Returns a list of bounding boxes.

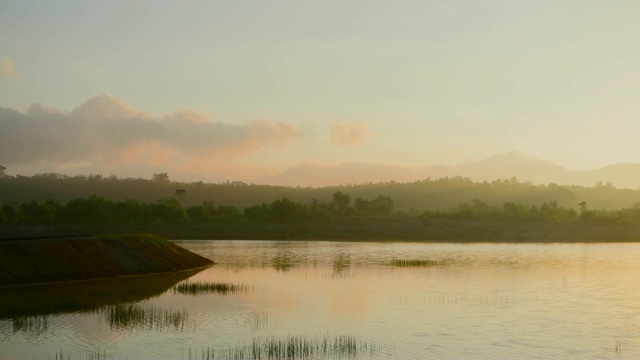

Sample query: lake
[2,240,640,359]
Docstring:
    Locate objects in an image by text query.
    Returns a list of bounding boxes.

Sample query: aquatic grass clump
[49,348,109,360]
[244,311,272,331]
[102,303,188,330]
[185,334,393,359]
[173,281,249,295]
[390,259,449,267]
[11,315,48,335]
[271,252,297,272]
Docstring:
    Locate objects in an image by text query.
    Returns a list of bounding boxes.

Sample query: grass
[390,259,450,267]
[184,334,392,360]
[271,252,297,272]
[244,311,272,331]
[10,315,48,334]
[49,349,109,360]
[173,281,249,295]
[100,303,188,330]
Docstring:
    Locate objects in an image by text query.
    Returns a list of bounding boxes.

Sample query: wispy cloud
[330,120,373,147]
[0,94,301,172]
[0,56,17,79]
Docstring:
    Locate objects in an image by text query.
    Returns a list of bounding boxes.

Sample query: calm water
[2,241,640,359]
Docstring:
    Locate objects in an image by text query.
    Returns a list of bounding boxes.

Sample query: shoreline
[3,222,640,242]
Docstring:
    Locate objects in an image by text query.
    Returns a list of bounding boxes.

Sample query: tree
[152,172,170,183]
[370,195,394,215]
[63,195,114,223]
[269,197,308,222]
[1,203,22,224]
[0,164,5,176]
[331,191,351,215]
[578,201,588,215]
[175,188,186,199]
[244,203,271,223]
[112,199,149,224]
[151,198,186,223]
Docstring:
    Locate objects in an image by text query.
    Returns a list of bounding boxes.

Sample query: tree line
[0,192,394,225]
[3,191,640,226]
[3,173,640,212]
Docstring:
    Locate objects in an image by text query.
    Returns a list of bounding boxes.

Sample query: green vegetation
[173,281,249,295]
[5,174,640,241]
[4,191,640,227]
[2,173,640,213]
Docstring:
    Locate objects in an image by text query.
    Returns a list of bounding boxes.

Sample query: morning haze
[2,1,640,183]
[3,1,640,359]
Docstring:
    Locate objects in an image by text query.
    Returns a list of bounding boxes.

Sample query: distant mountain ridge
[264,152,640,189]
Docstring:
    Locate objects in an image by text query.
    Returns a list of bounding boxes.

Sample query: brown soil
[0,233,213,286]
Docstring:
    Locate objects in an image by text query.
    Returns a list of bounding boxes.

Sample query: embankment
[0,233,213,287]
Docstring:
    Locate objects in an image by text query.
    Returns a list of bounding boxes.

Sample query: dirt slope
[0,233,213,286]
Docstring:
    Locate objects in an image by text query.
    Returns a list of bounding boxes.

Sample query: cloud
[0,94,301,172]
[0,57,16,78]
[330,120,372,147]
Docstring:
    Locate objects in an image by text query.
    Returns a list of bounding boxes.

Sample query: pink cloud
[0,94,302,172]
[330,120,372,147]
[0,57,16,78]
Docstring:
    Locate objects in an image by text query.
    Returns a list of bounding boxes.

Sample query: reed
[390,259,449,267]
[244,311,272,331]
[11,315,48,335]
[185,334,392,359]
[49,348,108,360]
[101,303,188,330]
[173,281,249,295]
[271,253,296,272]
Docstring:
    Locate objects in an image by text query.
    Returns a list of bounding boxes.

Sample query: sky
[1,0,640,184]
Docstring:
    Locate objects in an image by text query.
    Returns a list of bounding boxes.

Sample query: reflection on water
[4,241,640,359]
[333,253,351,274]
[183,334,393,360]
[0,268,202,318]
[244,311,272,332]
[100,303,189,331]
[390,258,450,267]
[271,251,298,272]
[172,281,249,295]
[11,315,48,335]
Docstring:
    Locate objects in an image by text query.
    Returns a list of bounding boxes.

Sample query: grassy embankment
[0,233,213,287]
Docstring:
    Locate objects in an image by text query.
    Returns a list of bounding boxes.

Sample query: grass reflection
[390,259,450,267]
[173,281,249,295]
[11,315,48,335]
[271,252,297,272]
[185,334,392,359]
[244,311,272,331]
[49,349,109,360]
[101,303,188,331]
[333,254,351,274]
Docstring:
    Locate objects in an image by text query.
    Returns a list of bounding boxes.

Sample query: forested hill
[2,173,640,212]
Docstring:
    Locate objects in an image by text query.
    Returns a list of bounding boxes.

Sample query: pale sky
[1,1,639,184]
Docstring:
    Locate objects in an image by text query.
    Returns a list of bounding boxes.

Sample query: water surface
[1,241,639,359]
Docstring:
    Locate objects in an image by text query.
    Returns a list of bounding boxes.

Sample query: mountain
[453,152,572,184]
[264,152,640,188]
